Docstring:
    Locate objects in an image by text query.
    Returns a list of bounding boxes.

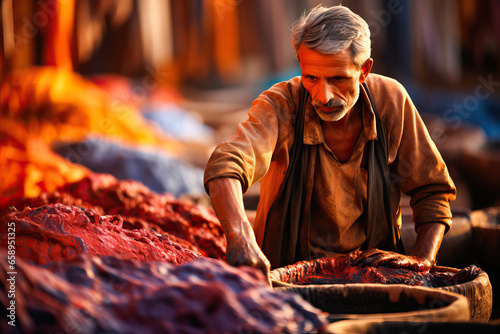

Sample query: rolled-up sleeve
[204,79,299,194]
[388,85,456,231]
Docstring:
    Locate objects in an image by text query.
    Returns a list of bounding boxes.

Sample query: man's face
[299,45,368,122]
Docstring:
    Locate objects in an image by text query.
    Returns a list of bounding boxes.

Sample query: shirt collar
[303,83,377,145]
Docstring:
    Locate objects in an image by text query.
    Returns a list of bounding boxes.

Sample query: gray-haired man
[204,5,456,283]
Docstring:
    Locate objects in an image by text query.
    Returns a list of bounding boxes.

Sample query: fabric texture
[204,74,456,265]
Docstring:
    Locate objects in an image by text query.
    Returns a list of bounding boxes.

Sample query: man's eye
[305,75,317,82]
[333,77,346,82]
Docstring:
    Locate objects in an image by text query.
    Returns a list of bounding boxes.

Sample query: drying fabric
[3,173,226,259]
[0,204,200,265]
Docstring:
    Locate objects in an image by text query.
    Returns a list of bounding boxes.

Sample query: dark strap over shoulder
[363,82,405,254]
[261,83,309,269]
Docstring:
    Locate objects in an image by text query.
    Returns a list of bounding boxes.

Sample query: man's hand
[207,178,271,285]
[350,248,434,272]
[350,222,446,272]
[225,229,271,285]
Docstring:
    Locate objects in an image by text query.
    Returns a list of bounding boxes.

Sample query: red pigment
[0,204,200,265]
[3,173,226,259]
[275,253,481,287]
[0,252,327,334]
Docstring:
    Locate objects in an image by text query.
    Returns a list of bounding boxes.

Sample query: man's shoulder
[365,73,408,96]
[254,76,301,111]
[364,74,415,140]
[364,73,412,118]
[265,76,302,95]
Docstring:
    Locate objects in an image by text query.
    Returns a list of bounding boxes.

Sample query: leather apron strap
[362,82,405,254]
[261,83,309,269]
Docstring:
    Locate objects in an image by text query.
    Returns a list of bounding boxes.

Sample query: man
[204,5,456,282]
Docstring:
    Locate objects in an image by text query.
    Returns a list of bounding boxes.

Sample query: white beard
[312,84,360,122]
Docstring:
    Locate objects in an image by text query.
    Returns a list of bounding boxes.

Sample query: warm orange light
[0,67,206,201]
[0,119,89,205]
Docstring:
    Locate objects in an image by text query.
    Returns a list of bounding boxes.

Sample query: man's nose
[318,82,334,104]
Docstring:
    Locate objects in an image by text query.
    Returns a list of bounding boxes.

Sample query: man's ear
[359,58,373,83]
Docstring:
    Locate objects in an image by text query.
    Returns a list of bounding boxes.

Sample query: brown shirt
[204,74,456,258]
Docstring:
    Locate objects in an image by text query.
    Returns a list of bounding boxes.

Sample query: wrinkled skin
[207,178,271,285]
[224,227,271,284]
[350,249,434,272]
[299,45,372,123]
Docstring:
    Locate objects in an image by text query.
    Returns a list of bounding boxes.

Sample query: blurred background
[1,0,500,211]
[3,0,500,324]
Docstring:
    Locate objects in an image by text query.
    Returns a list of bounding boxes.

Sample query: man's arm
[410,222,446,261]
[352,77,455,272]
[207,177,271,284]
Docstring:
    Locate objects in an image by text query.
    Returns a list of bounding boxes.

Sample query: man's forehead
[298,45,356,70]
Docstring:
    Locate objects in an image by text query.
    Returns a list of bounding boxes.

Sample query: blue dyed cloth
[55,138,205,197]
[142,104,214,143]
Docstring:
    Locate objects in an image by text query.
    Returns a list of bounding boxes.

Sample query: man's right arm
[207,177,271,284]
[203,78,301,283]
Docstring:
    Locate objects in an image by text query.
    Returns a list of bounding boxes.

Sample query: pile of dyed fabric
[2,173,225,259]
[0,253,328,333]
[0,204,200,265]
[0,179,329,332]
[272,252,482,287]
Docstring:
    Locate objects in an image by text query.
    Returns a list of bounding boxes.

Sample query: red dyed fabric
[0,252,327,333]
[3,173,226,259]
[0,204,200,265]
[274,253,481,287]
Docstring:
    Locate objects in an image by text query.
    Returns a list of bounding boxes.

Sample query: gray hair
[291,5,371,68]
